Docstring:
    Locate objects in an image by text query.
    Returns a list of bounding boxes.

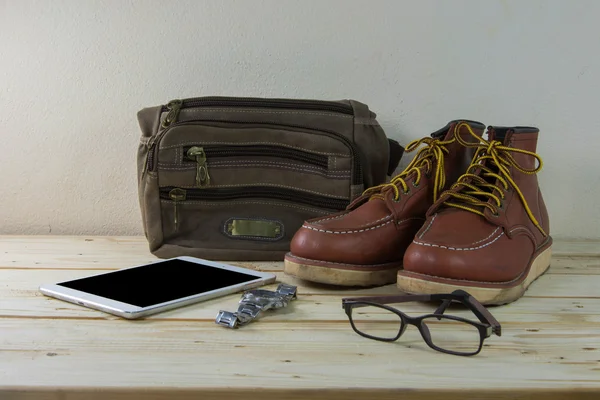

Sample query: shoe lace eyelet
[412,181,420,188]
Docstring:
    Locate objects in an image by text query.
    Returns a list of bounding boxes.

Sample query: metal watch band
[215,284,297,329]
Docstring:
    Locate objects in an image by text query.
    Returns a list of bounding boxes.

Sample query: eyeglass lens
[350,305,403,340]
[421,315,482,354]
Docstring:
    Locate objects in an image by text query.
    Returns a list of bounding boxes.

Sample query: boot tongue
[363,197,398,221]
[487,126,510,143]
[430,120,460,140]
[431,119,486,140]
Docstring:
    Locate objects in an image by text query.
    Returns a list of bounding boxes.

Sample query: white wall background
[1,0,598,239]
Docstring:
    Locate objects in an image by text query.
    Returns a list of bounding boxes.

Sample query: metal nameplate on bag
[223,218,284,241]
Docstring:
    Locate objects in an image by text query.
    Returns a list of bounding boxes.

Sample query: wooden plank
[550,256,600,275]
[3,268,600,301]
[3,290,600,325]
[0,236,158,271]
[4,235,595,257]
[2,256,599,275]
[2,257,600,275]
[0,235,274,271]
[1,236,599,275]
[1,388,599,400]
[1,319,599,390]
[552,240,600,257]
[2,270,600,322]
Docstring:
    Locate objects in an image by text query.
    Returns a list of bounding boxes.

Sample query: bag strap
[387,139,404,175]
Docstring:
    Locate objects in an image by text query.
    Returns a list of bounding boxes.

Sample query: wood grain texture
[0,236,599,400]
[2,388,600,400]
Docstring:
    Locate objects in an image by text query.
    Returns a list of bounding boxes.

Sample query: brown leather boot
[283,120,485,286]
[398,125,552,305]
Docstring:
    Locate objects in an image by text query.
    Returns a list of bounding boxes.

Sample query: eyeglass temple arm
[434,299,452,315]
[450,290,502,336]
[342,293,466,307]
[342,294,435,305]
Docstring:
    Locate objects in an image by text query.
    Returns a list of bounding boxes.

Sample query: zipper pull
[162,99,183,128]
[143,135,159,176]
[168,188,187,229]
[187,146,211,187]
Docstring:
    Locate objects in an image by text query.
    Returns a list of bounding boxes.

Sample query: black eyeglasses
[342,290,501,356]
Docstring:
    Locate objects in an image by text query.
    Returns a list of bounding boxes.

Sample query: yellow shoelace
[363,134,456,202]
[442,123,547,237]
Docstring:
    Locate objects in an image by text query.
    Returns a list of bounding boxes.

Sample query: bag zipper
[186,146,211,187]
[160,186,349,224]
[160,97,353,128]
[183,145,330,188]
[147,120,363,185]
[167,188,187,230]
[184,145,329,167]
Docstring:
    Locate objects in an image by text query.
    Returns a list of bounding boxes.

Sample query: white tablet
[39,256,276,319]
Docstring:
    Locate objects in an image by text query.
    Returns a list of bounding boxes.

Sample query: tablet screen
[57,259,260,307]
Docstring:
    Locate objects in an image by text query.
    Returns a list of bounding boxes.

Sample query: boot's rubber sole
[396,246,552,305]
[284,254,402,287]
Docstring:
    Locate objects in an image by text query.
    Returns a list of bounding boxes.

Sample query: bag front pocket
[160,185,350,231]
[156,135,355,199]
[180,144,333,187]
[147,120,363,187]
[158,186,344,254]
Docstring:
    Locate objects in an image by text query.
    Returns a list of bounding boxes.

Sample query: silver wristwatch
[215,284,297,329]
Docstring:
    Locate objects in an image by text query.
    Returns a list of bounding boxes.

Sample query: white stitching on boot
[303,220,393,234]
[418,214,437,238]
[412,231,504,251]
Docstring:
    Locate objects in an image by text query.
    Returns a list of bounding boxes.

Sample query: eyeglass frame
[341,289,502,356]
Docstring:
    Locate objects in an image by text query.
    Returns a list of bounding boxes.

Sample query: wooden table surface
[1,236,599,400]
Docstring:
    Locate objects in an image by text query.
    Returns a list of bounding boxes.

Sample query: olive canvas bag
[136,96,403,261]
